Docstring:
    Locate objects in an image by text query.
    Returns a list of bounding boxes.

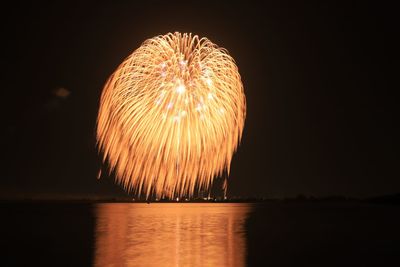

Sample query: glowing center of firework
[97,32,246,199]
[176,84,186,94]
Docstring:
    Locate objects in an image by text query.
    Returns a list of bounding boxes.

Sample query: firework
[97,32,245,199]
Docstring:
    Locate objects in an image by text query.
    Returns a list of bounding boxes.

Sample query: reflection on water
[94,203,253,267]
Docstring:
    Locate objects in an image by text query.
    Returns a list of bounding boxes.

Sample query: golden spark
[97,32,245,199]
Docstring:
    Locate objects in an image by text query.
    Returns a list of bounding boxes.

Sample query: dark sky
[1,1,397,199]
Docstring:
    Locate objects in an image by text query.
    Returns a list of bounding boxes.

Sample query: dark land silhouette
[1,193,399,205]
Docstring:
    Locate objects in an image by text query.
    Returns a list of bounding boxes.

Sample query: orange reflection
[94,203,252,267]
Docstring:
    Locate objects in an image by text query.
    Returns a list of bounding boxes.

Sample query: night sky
[1,1,397,199]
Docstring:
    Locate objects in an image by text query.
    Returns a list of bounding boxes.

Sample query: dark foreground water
[1,202,399,266]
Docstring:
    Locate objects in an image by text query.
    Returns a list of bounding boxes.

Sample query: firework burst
[97,32,245,199]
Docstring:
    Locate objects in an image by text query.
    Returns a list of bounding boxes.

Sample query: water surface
[2,202,400,266]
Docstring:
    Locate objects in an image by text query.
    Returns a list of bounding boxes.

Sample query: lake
[1,202,399,266]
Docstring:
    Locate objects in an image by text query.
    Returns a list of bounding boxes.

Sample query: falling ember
[96,32,246,199]
[223,177,228,199]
